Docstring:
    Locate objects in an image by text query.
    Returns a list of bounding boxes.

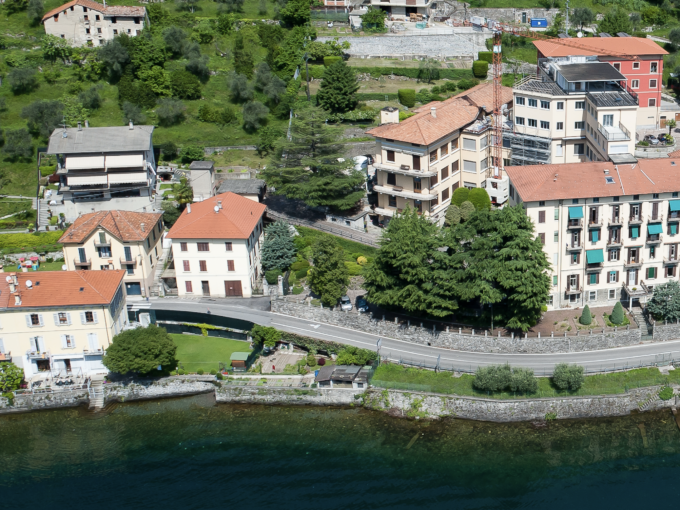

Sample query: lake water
[1,395,680,509]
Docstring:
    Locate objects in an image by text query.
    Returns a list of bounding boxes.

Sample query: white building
[166,192,267,298]
[48,123,157,222]
[505,159,680,310]
[0,270,127,381]
[189,161,217,202]
[42,0,148,47]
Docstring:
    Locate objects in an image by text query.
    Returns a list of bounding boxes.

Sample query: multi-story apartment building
[0,270,127,380]
[59,211,164,297]
[42,0,148,47]
[367,83,513,225]
[510,59,638,167]
[48,123,157,222]
[534,37,667,129]
[505,159,680,310]
[167,192,266,298]
[367,0,431,20]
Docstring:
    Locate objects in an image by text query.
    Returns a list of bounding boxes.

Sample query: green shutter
[591,229,599,242]
[672,224,678,235]
[648,267,655,279]
[631,226,639,238]
[590,273,597,284]
[553,275,558,285]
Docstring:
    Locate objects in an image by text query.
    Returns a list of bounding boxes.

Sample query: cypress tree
[460,201,475,221]
[262,102,365,211]
[611,301,624,325]
[317,60,359,114]
[444,204,461,227]
[468,188,491,211]
[579,304,592,326]
[308,236,349,307]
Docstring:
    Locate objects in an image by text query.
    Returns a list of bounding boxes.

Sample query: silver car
[340,295,353,311]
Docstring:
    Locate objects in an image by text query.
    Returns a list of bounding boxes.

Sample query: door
[629,248,638,263]
[652,202,659,220]
[628,269,636,286]
[125,282,142,295]
[589,207,598,224]
[676,112,680,122]
[522,12,527,23]
[224,280,243,297]
[661,117,667,129]
[202,281,210,296]
[64,359,72,373]
[413,178,422,193]
[78,247,87,263]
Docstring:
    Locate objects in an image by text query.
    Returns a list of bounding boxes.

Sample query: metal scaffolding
[504,132,552,166]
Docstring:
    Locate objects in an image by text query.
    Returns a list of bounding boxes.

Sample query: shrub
[242,101,269,131]
[444,81,457,92]
[659,386,674,400]
[306,352,317,367]
[216,373,225,380]
[357,256,368,265]
[452,187,469,206]
[399,111,415,121]
[180,145,204,164]
[49,216,58,226]
[579,305,592,326]
[265,268,282,284]
[317,357,326,366]
[295,268,308,279]
[171,69,202,100]
[459,201,475,221]
[291,260,310,271]
[473,364,512,392]
[509,367,538,393]
[156,98,186,127]
[552,363,584,391]
[430,86,441,94]
[472,60,489,78]
[611,301,624,325]
[478,51,493,64]
[178,369,186,375]
[210,369,217,375]
[324,56,342,67]
[468,188,491,211]
[197,369,204,375]
[398,89,416,108]
[292,286,304,295]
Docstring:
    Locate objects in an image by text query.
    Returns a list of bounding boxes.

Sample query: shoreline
[2,376,677,423]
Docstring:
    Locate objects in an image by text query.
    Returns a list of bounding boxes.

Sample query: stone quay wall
[271,300,648,354]
[0,388,90,414]
[104,378,216,404]
[363,386,677,422]
[216,386,363,406]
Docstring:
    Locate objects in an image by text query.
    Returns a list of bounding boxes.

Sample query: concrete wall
[271,300,648,354]
[215,386,363,405]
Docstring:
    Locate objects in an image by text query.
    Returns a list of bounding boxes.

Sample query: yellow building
[0,270,127,381]
[59,210,163,297]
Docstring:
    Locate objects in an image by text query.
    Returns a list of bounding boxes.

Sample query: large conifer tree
[316,60,359,114]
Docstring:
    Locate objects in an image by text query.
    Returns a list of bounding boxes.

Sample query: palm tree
[172,177,193,209]
[667,119,677,136]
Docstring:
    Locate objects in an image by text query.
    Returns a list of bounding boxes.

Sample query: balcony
[373,163,436,178]
[664,257,680,265]
[623,258,643,269]
[646,234,662,245]
[668,212,680,222]
[597,121,631,142]
[373,185,437,201]
[0,352,11,363]
[648,215,663,223]
[629,216,643,225]
[587,217,603,227]
[566,219,583,229]
[608,217,623,227]
[120,256,137,266]
[586,262,603,272]
[74,258,91,268]
[566,243,583,252]
[83,347,105,355]
[607,238,622,247]
[565,285,582,295]
[26,350,50,359]
[94,236,111,248]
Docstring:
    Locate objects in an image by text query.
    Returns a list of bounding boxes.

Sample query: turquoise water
[1,395,680,509]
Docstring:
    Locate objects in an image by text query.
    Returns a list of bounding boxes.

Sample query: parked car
[356,297,369,313]
[645,134,660,145]
[340,295,353,311]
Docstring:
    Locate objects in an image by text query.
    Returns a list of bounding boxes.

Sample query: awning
[671,224,678,235]
[106,154,144,169]
[67,174,108,186]
[568,206,583,219]
[648,224,663,235]
[591,230,599,242]
[631,226,639,238]
[108,172,147,184]
[586,249,604,264]
[65,156,104,170]
[670,200,680,212]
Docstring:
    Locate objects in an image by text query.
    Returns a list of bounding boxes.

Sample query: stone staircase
[630,306,653,337]
[88,376,105,411]
[639,391,660,411]
[37,199,51,229]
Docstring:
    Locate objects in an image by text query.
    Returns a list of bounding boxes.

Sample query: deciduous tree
[597,8,632,35]
[0,362,23,396]
[2,129,33,161]
[571,7,594,30]
[317,60,360,114]
[280,0,311,26]
[647,280,680,322]
[98,39,130,80]
[8,68,38,94]
[122,101,147,124]
[42,34,71,62]
[156,98,186,126]
[78,86,102,110]
[21,100,63,139]
[103,325,178,375]
[552,363,584,391]
[163,26,187,56]
[308,236,349,307]
[228,72,254,103]
[242,101,269,131]
[170,69,201,99]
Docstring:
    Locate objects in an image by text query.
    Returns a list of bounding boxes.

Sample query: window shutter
[538,211,545,223]
[0,339,4,354]
[54,313,60,326]
[81,312,86,324]
[38,314,44,326]
[596,273,600,284]
[92,311,98,324]
[29,337,37,352]
[576,253,580,264]
[67,313,72,325]
[228,260,235,271]
[576,275,580,289]
[615,271,619,282]
[88,333,98,351]
[26,315,33,328]
[61,335,68,349]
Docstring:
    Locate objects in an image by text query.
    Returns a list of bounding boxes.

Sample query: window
[556,102,564,110]
[113,29,118,35]
[387,173,396,186]
[651,62,658,73]
[575,121,585,129]
[430,172,438,186]
[98,246,111,258]
[97,27,101,33]
[556,143,563,157]
[556,122,564,130]
[388,195,397,207]
[440,144,449,157]
[463,160,476,173]
[55,14,58,21]
[509,185,515,200]
[134,17,140,24]
[180,242,188,251]
[516,97,525,106]
[554,207,559,220]
[149,255,153,267]
[430,150,438,162]
[58,312,68,325]
[649,98,657,107]
[126,264,134,275]
[631,79,639,89]
[609,289,617,300]
[538,211,546,223]
[442,188,450,201]
[515,116,525,126]
[185,281,193,293]
[540,100,550,110]
[480,136,488,149]
[199,261,207,272]
[183,260,190,271]
[463,138,476,151]
[386,150,395,162]
[538,233,545,244]
[667,266,677,277]
[197,242,209,252]
[539,201,546,206]
[553,275,558,286]
[575,102,585,110]
[633,195,639,200]
[30,314,41,326]
[650,79,658,89]
[84,14,88,20]
[540,121,550,130]
[528,119,537,128]
[63,335,75,349]
[554,231,559,242]
[613,63,621,71]
[632,62,640,69]
[610,249,619,261]
[225,242,233,251]
[451,160,459,173]
[95,14,100,20]
[602,114,613,126]
[528,98,537,108]
[440,166,449,180]
[574,144,585,155]
[85,311,94,323]
[227,260,235,271]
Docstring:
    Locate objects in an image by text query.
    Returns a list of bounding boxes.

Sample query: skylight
[605,177,615,184]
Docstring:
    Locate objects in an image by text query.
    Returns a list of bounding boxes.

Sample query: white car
[340,295,353,311]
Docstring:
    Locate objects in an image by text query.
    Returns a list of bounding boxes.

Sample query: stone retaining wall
[104,378,215,404]
[652,322,680,342]
[272,300,646,354]
[0,388,89,413]
[363,387,676,422]
[216,386,363,406]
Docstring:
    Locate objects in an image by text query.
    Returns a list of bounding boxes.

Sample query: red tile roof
[43,0,104,20]
[167,192,267,240]
[368,83,513,145]
[59,211,162,244]
[505,159,680,202]
[533,37,667,58]
[42,0,145,21]
[0,270,125,309]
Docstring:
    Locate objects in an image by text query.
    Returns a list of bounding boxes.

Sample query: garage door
[125,282,142,295]
[609,145,629,154]
[224,281,243,297]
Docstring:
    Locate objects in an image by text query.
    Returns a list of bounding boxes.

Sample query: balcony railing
[26,350,50,359]
[597,121,631,142]
[607,238,622,247]
[608,217,623,226]
[648,214,663,223]
[94,236,111,247]
[623,258,643,269]
[567,219,583,229]
[587,217,603,227]
[74,258,91,267]
[566,243,583,251]
[646,234,663,245]
[120,256,137,266]
[565,285,582,295]
[586,262,603,271]
[664,257,680,265]
[629,216,643,225]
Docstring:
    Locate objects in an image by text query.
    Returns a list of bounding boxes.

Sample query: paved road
[151,299,680,375]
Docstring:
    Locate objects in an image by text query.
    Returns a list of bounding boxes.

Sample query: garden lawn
[170,333,252,373]
[0,231,64,255]
[295,226,378,258]
[3,261,65,272]
[372,363,680,399]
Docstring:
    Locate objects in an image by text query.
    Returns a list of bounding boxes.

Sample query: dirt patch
[530,305,637,336]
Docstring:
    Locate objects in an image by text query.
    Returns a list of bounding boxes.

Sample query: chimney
[129,120,134,130]
[217,200,222,209]
[9,281,15,293]
[77,121,82,131]
[85,119,89,128]
[187,204,191,214]
[380,106,400,125]
[12,274,18,286]
[14,294,21,306]
[431,107,437,118]
[141,222,145,232]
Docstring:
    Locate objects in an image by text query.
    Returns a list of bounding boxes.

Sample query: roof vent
[79,287,84,292]
[14,295,21,306]
[604,169,609,174]
[35,281,40,286]
[129,120,134,130]
[672,161,677,166]
[25,280,32,289]
[141,222,145,232]
[430,107,437,118]
[217,200,222,209]
[187,204,191,214]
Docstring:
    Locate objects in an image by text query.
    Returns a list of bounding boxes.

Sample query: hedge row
[472,60,489,78]
[0,231,64,250]
[350,66,474,80]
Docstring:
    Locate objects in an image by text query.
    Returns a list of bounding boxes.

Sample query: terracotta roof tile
[505,159,680,202]
[102,5,145,15]
[167,192,267,240]
[367,83,512,145]
[59,211,162,244]
[42,0,145,21]
[533,37,667,58]
[0,270,125,309]
[43,0,105,20]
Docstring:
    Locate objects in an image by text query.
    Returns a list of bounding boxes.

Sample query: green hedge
[310,93,396,102]
[324,56,342,67]
[309,64,326,79]
[0,231,64,252]
[478,51,493,64]
[350,66,474,81]
[398,89,416,107]
[472,60,489,78]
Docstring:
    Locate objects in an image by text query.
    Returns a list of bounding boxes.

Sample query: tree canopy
[597,8,632,35]
[647,281,680,322]
[0,362,23,396]
[102,325,178,375]
[308,235,349,307]
[317,60,360,114]
[21,100,63,139]
[261,221,297,271]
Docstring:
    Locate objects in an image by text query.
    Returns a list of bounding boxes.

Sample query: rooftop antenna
[61,117,68,138]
